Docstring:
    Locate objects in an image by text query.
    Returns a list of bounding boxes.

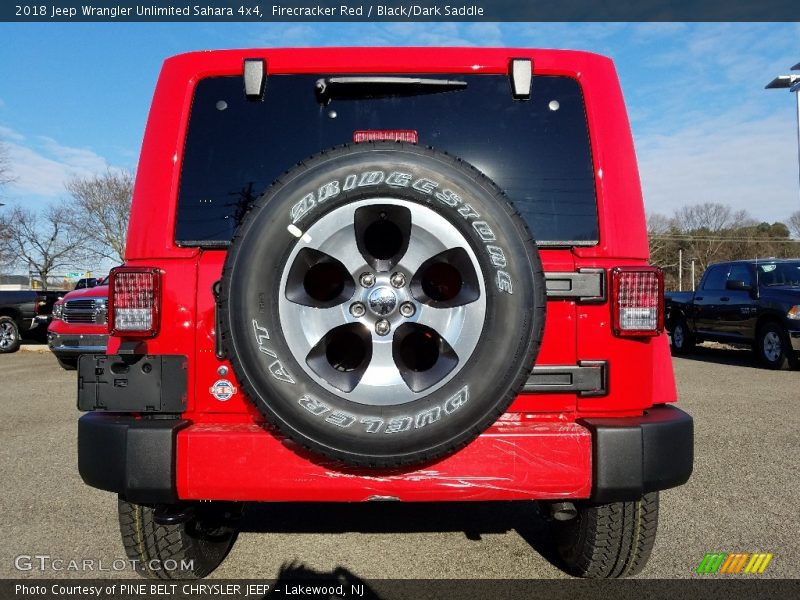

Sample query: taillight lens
[109,267,161,337]
[611,267,664,337]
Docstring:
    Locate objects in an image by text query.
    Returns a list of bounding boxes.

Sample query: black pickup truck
[0,290,62,353]
[665,259,800,369]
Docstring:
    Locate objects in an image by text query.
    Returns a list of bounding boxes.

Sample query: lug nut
[360,273,376,288]
[390,272,406,288]
[375,319,391,336]
[399,302,416,317]
[350,302,366,318]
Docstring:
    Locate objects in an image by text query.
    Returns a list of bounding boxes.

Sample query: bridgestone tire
[0,316,22,354]
[550,492,659,578]
[220,143,546,467]
[118,498,238,580]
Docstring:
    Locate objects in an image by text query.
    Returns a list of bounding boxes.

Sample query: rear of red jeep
[76,48,692,579]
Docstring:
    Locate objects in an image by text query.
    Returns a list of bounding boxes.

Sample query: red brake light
[109,267,161,338]
[353,130,419,144]
[611,267,664,337]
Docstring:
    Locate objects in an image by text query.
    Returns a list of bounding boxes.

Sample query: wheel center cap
[368,286,398,316]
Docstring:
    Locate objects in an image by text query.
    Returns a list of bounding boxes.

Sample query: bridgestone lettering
[289,171,513,292]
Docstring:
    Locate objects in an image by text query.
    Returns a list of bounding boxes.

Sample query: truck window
[702,266,727,291]
[175,74,599,247]
[727,264,754,287]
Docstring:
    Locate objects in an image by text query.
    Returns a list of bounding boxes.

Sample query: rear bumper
[78,405,692,504]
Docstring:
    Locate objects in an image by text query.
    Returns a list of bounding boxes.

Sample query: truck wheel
[220,143,546,468]
[756,322,797,370]
[0,316,22,354]
[550,492,659,578]
[118,498,239,579]
[56,356,78,370]
[669,317,694,354]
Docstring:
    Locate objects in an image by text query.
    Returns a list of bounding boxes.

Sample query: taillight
[109,267,161,337]
[611,267,664,337]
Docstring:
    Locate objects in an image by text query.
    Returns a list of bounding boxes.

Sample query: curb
[19,344,51,354]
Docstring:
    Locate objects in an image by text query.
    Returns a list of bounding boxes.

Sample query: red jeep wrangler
[77,48,693,579]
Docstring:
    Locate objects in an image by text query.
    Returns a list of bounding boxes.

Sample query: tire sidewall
[758,323,787,369]
[221,144,545,464]
[0,316,21,354]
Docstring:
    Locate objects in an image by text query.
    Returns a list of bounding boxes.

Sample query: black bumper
[580,404,694,503]
[78,414,189,504]
[78,404,692,505]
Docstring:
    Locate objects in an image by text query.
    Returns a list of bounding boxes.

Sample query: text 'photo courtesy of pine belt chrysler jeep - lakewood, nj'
[74,47,694,580]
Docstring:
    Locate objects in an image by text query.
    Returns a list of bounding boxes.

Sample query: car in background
[48,280,109,370]
[665,258,800,369]
[74,277,105,290]
[0,290,63,353]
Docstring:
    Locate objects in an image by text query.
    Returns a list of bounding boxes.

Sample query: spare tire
[219,143,545,467]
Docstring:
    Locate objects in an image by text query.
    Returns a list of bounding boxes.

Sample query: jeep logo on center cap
[368,286,397,316]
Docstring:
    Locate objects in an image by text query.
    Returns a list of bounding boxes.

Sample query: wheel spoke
[392,323,459,392]
[313,227,370,278]
[415,302,483,349]
[284,247,356,308]
[305,323,372,393]
[287,304,352,352]
[410,247,481,308]
[356,339,407,389]
[353,204,411,272]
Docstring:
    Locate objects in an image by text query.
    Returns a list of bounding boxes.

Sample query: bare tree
[790,210,800,239]
[672,203,755,271]
[0,140,15,189]
[2,206,90,290]
[65,170,133,263]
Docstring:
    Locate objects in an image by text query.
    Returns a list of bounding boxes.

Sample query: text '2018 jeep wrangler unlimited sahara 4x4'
[76,48,693,579]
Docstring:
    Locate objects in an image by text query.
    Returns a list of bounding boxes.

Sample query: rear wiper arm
[315,76,467,103]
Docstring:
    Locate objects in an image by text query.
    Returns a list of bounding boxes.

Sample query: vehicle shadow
[260,563,381,599]
[239,500,562,571]
[671,344,763,369]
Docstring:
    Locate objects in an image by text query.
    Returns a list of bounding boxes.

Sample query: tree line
[648,203,800,290]
[2,140,800,292]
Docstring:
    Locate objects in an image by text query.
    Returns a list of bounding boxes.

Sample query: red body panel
[110,48,677,502]
[176,417,592,502]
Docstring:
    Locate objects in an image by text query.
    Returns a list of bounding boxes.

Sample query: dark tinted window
[757,261,800,286]
[727,264,754,287]
[702,266,727,291]
[176,74,598,245]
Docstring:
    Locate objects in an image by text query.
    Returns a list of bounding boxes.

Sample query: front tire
[757,322,796,370]
[0,316,22,354]
[118,498,239,579]
[549,492,659,578]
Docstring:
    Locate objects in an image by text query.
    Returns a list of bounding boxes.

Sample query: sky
[1,22,800,236]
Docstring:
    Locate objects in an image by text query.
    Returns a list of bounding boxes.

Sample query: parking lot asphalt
[0,346,798,581]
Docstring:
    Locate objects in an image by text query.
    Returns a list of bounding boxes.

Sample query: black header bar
[3,1,799,23]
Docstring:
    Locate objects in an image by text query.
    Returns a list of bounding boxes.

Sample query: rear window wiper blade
[315,76,467,103]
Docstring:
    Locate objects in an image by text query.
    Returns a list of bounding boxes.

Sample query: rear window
[175,74,598,246]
